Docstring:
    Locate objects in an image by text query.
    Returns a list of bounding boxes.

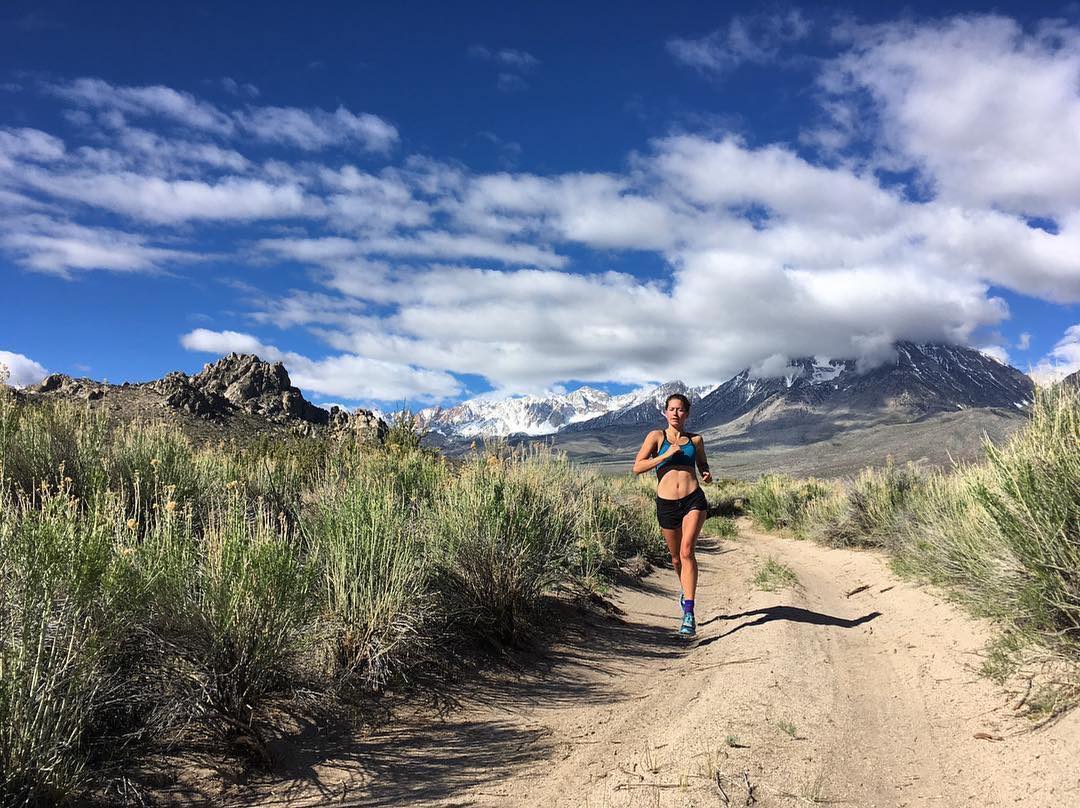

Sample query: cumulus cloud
[668,10,811,74]
[821,15,1080,220]
[1017,332,1031,350]
[181,328,461,402]
[0,350,49,387]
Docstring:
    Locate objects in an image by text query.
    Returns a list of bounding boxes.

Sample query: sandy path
[239,525,1078,808]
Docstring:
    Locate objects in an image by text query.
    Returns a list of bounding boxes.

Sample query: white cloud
[180,328,461,402]
[822,16,1080,220]
[0,128,66,168]
[1017,332,1031,350]
[0,350,49,387]
[469,46,540,70]
[181,328,278,357]
[1029,324,1080,384]
[235,105,398,153]
[17,169,313,223]
[978,344,1010,365]
[1,218,191,277]
[668,10,811,74]
[49,78,235,134]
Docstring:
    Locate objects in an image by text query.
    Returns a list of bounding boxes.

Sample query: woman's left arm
[693,436,712,483]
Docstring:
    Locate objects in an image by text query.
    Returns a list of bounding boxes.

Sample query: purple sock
[683,599,695,615]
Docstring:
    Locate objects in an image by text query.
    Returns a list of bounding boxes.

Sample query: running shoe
[679,612,696,637]
[679,592,685,612]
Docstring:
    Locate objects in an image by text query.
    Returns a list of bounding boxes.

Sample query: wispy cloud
[48,78,236,134]
[668,10,811,74]
[468,46,540,71]
[234,106,398,153]
[469,45,540,91]
[48,78,398,152]
[0,217,192,277]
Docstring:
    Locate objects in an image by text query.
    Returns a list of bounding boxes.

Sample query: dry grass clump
[0,387,661,805]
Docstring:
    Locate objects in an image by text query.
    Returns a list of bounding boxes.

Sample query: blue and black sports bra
[656,432,697,480]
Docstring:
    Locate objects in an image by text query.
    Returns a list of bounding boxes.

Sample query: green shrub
[748,474,832,532]
[427,454,576,648]
[305,469,431,689]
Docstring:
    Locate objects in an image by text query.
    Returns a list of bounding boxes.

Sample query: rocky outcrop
[19,354,389,441]
[152,371,233,419]
[28,374,109,402]
[186,353,328,425]
[328,405,389,442]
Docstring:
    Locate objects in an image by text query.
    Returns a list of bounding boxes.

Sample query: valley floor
[175,524,1079,807]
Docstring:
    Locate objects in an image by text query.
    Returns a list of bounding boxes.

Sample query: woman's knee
[679,546,696,564]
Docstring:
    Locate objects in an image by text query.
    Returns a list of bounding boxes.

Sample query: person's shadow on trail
[695,606,881,648]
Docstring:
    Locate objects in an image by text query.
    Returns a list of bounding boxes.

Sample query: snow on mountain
[417,343,1034,439]
[417,386,614,437]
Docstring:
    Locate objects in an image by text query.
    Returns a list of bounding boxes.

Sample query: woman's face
[665,401,689,429]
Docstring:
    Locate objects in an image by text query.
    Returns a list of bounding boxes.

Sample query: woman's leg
[679,508,707,602]
[661,526,683,589]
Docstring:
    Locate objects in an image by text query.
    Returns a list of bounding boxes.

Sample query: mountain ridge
[423,342,1034,440]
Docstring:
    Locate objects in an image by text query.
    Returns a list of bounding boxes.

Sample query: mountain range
[420,342,1033,440]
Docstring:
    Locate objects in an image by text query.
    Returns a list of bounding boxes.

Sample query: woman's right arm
[633,430,673,475]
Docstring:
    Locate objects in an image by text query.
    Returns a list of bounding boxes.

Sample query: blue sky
[3,1,1080,409]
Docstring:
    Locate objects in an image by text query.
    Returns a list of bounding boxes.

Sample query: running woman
[632,393,711,637]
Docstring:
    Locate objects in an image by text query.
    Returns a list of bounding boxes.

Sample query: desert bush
[0,393,111,505]
[0,481,128,807]
[810,461,924,548]
[893,466,1022,621]
[748,474,833,532]
[426,452,578,648]
[304,467,433,689]
[972,384,1080,650]
[137,493,313,741]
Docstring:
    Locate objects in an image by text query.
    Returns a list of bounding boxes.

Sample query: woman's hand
[663,442,684,459]
[701,469,713,483]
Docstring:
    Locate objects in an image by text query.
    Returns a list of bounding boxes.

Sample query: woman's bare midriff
[656,467,699,500]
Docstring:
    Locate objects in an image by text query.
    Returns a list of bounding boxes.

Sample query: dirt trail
[240,525,1078,807]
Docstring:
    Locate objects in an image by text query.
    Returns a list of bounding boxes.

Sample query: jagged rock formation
[31,374,110,401]
[21,354,388,444]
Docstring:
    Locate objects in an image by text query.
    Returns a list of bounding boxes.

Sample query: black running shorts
[655,487,709,530]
